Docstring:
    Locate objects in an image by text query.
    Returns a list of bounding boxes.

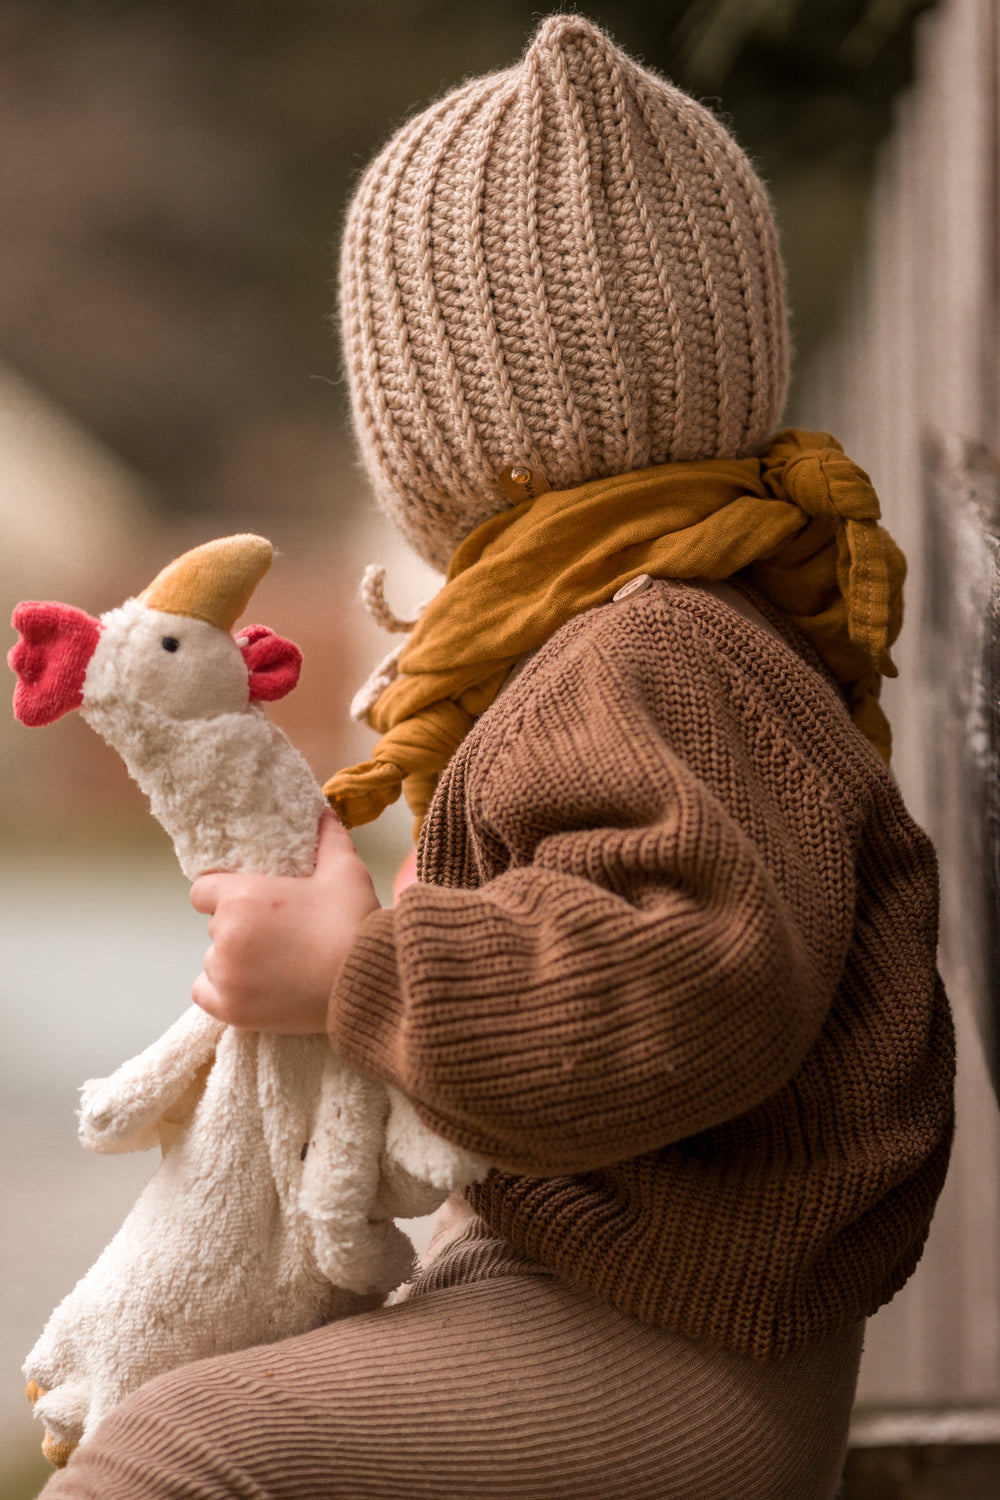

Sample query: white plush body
[25,599,484,1452]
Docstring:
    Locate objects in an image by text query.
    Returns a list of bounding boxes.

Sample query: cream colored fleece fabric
[23,588,484,1462]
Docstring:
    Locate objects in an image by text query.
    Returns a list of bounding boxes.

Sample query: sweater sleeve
[329,604,856,1176]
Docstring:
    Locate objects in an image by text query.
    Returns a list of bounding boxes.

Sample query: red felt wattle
[235,624,302,702]
[8,602,102,726]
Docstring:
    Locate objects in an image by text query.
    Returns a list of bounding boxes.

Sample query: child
[44,15,953,1499]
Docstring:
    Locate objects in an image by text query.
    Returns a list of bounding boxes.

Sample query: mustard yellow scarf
[325,429,904,833]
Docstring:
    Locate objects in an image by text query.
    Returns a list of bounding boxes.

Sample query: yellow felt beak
[139,535,274,630]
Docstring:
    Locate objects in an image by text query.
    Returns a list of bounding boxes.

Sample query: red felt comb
[8,602,102,726]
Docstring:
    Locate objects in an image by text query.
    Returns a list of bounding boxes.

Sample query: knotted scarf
[325,429,905,834]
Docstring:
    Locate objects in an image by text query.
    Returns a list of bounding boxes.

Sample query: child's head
[340,13,789,571]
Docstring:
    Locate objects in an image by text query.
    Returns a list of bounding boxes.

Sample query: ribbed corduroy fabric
[40,1232,864,1500]
[329,580,954,1360]
[340,15,789,570]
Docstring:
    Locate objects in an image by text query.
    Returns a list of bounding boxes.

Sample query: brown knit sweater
[330,579,954,1360]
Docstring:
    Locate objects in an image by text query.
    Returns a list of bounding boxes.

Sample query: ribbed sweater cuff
[328,907,408,1084]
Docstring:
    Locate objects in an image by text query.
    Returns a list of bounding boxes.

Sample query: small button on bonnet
[612,574,653,602]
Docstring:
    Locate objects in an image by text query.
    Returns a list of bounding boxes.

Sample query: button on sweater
[330,579,954,1360]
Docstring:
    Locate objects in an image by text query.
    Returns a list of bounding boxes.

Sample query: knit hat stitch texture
[340,14,790,571]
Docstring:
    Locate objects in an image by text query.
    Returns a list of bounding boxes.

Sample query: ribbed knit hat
[340,13,790,572]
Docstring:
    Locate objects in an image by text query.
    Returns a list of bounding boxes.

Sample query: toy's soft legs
[25,1003,481,1460]
[24,1026,391,1458]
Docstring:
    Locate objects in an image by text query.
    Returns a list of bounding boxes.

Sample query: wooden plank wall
[797,0,1000,1435]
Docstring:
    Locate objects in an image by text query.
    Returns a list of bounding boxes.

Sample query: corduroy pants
[40,1221,864,1500]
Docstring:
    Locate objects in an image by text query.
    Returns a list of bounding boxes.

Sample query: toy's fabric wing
[78,1005,224,1155]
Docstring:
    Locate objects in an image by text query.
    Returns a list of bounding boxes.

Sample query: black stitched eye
[161,636,180,653]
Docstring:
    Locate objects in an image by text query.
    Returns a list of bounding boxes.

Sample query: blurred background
[2,2,999,1495]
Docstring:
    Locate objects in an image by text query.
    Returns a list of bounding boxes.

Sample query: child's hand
[189,813,380,1033]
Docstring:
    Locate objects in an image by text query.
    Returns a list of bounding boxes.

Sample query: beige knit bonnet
[340,13,790,572]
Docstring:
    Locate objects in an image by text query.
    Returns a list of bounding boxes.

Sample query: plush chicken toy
[8,535,485,1468]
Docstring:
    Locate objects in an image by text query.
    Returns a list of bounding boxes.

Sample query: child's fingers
[190,817,352,918]
[190,874,221,915]
[312,810,358,872]
[191,969,221,1017]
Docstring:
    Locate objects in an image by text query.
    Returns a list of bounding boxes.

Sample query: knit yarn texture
[340,14,790,570]
[331,581,954,1360]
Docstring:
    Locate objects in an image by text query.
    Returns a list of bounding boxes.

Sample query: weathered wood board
[923,432,1000,1098]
